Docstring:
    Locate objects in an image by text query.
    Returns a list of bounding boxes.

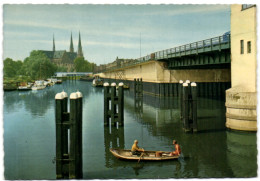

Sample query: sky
[1,1,260,180]
[3,4,231,65]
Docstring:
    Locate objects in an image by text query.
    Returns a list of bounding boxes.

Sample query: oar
[138,152,145,163]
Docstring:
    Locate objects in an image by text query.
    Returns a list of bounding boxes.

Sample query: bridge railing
[154,34,230,59]
[95,33,230,73]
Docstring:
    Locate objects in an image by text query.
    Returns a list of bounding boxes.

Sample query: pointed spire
[77,31,83,58]
[53,34,55,52]
[70,32,74,53]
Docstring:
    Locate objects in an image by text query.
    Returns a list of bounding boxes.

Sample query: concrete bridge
[97,5,257,132]
[98,32,231,98]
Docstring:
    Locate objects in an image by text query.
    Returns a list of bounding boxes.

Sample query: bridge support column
[225,87,257,131]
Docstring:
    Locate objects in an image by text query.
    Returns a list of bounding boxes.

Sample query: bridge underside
[161,49,230,70]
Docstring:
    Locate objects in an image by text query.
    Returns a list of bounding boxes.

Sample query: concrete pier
[225,5,257,131]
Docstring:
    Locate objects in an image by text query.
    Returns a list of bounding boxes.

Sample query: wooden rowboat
[110,148,179,161]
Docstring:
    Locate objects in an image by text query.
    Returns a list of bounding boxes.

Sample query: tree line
[4,50,96,80]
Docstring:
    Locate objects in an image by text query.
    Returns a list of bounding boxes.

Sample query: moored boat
[17,82,32,91]
[110,148,179,161]
[92,76,103,87]
[56,79,62,84]
[80,75,93,81]
[31,80,46,90]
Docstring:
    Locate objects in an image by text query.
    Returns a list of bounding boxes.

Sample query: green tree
[22,50,57,79]
[3,58,23,77]
[57,66,68,72]
[74,57,96,72]
[74,57,86,72]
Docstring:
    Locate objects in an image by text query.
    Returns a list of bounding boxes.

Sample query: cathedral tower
[53,34,55,52]
[77,31,83,58]
[70,32,74,53]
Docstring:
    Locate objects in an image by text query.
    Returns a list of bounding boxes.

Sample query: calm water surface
[3,80,257,179]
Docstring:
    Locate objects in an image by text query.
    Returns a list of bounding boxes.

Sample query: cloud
[140,5,230,16]
[4,20,71,30]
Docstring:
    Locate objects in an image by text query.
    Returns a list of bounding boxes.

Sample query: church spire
[53,34,55,52]
[70,32,74,53]
[77,31,83,58]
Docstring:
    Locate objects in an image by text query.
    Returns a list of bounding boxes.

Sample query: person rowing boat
[131,140,144,156]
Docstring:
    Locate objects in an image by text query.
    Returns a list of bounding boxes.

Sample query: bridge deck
[96,33,230,73]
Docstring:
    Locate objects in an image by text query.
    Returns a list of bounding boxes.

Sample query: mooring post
[111,82,117,126]
[69,92,78,179]
[118,82,124,126]
[76,91,83,178]
[185,80,191,96]
[134,78,137,97]
[55,92,65,179]
[191,82,198,132]
[179,80,183,119]
[61,91,69,155]
[140,78,143,96]
[183,83,191,132]
[185,80,192,127]
[137,78,140,96]
[103,82,110,126]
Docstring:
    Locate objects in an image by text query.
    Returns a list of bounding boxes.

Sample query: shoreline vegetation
[3,50,96,91]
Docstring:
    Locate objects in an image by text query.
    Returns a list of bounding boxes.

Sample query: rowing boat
[110,148,179,161]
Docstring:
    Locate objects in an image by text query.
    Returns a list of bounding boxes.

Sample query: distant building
[94,56,137,73]
[40,32,84,72]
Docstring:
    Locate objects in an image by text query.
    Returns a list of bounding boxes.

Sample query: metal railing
[95,33,230,73]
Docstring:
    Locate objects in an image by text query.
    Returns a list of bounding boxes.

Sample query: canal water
[3,80,257,179]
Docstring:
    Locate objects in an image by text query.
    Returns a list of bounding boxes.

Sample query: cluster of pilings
[104,82,124,127]
[134,78,143,97]
[179,80,198,133]
[55,90,83,179]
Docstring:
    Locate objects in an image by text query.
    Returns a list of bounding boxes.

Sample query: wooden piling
[61,91,69,155]
[111,83,117,126]
[103,82,110,126]
[137,78,140,96]
[134,78,137,97]
[179,80,183,119]
[76,91,83,178]
[118,82,124,126]
[69,92,77,179]
[55,93,65,179]
[140,78,143,96]
[183,83,191,132]
[191,82,198,132]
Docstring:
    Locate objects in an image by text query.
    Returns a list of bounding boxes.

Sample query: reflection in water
[104,126,125,168]
[226,131,257,177]
[4,81,257,179]
[104,125,147,176]
[132,163,144,176]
